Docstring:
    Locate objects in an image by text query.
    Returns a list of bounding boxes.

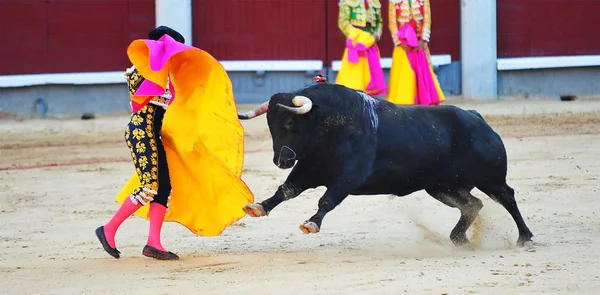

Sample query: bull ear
[305,104,319,119]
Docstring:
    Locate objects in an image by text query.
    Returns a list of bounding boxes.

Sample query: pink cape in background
[345,38,387,96]
[395,24,440,105]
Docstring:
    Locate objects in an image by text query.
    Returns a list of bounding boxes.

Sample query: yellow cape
[115,39,254,236]
[335,29,379,92]
[386,45,445,105]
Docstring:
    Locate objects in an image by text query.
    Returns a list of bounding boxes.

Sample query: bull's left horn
[277,96,313,115]
[238,101,269,120]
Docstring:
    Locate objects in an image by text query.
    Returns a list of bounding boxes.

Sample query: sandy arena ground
[1,98,600,295]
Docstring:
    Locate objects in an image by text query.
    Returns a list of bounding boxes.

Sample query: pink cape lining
[130,34,190,113]
[395,24,440,106]
[345,38,387,96]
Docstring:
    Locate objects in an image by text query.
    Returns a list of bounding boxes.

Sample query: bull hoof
[299,221,320,234]
[243,203,266,217]
[517,239,535,251]
[450,233,470,247]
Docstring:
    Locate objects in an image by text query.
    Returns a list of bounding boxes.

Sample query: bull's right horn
[238,101,269,120]
[277,96,313,115]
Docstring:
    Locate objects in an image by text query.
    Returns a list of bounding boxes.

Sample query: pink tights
[103,199,168,252]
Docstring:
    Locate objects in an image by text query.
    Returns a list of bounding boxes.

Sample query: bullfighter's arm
[374,6,383,41]
[338,1,355,38]
[338,0,361,40]
[388,1,400,46]
[125,66,145,97]
[422,0,431,42]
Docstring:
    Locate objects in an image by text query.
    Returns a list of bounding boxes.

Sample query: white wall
[155,0,193,45]
[460,0,497,99]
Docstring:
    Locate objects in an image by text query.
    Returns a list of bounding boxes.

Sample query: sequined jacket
[388,0,431,46]
[338,0,383,41]
[124,66,172,110]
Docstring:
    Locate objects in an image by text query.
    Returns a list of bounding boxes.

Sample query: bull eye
[285,118,293,130]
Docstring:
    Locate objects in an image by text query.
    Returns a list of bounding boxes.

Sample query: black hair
[148,26,185,43]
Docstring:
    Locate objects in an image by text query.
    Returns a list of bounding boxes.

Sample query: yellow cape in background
[386,46,445,105]
[335,29,381,93]
[115,39,254,236]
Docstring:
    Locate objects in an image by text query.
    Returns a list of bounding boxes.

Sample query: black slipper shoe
[95,226,120,259]
[142,245,179,260]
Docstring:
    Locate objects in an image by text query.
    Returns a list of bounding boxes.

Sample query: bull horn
[238,101,269,120]
[277,96,313,115]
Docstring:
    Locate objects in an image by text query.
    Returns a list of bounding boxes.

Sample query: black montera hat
[148,26,185,43]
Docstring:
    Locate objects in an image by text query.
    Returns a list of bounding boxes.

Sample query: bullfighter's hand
[400,43,413,52]
[418,40,427,51]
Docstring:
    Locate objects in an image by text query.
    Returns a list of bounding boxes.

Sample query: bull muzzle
[277,96,313,115]
[276,145,297,169]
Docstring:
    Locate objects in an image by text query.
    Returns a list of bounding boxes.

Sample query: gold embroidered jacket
[124,66,172,109]
[388,0,431,46]
[338,0,383,41]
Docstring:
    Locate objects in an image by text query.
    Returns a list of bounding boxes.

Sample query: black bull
[237,83,534,248]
